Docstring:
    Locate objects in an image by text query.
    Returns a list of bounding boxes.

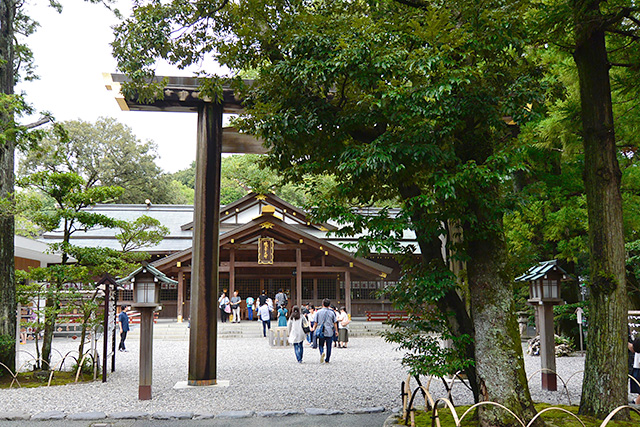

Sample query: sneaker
[320,353,324,364]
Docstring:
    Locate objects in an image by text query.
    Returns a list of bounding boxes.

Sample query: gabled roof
[180,192,336,232]
[515,260,569,282]
[153,206,392,279]
[117,262,178,286]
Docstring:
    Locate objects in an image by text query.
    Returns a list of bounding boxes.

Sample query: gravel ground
[0,333,594,416]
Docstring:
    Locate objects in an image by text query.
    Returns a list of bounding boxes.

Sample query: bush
[0,334,15,376]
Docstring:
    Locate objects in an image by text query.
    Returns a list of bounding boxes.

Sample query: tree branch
[605,28,640,42]
[23,117,51,130]
[391,0,430,10]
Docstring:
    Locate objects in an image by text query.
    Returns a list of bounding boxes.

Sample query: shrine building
[41,193,414,320]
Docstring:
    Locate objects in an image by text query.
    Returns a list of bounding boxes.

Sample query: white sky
[18,0,230,173]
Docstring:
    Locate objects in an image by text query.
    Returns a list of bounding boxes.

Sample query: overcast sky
[18,0,230,173]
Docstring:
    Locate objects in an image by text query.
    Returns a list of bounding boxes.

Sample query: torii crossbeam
[104,73,264,386]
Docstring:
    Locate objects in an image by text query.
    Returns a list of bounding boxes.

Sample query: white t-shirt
[634,352,640,370]
[258,304,271,321]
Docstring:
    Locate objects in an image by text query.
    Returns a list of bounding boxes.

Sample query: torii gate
[104,74,264,386]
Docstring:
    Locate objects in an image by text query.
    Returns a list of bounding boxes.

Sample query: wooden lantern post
[130,266,162,400]
[516,260,566,391]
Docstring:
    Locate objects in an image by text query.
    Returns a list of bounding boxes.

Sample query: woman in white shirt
[337,307,350,348]
[288,306,308,363]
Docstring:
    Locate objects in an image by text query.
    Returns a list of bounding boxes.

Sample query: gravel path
[0,332,595,416]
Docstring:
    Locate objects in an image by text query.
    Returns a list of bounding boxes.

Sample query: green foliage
[170,154,337,206]
[115,215,169,252]
[0,334,15,377]
[18,117,191,205]
[384,316,474,378]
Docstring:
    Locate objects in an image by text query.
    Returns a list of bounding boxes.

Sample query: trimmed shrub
[0,334,15,376]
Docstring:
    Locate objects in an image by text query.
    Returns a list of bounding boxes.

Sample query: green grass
[401,403,640,426]
[0,370,101,388]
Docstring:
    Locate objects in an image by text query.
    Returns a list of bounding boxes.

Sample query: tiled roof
[515,260,568,282]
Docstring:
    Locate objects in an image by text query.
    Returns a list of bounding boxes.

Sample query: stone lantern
[516,260,567,391]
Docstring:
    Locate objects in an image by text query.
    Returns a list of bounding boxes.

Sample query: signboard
[258,237,274,265]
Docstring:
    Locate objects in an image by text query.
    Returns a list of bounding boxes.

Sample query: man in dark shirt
[314,299,338,364]
[118,305,131,352]
[258,290,268,307]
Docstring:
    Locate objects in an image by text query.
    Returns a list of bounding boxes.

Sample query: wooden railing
[127,311,159,324]
[365,310,408,322]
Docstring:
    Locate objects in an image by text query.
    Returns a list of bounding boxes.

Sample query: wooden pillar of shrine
[345,270,352,314]
[229,248,236,296]
[177,269,184,322]
[188,102,223,385]
[296,248,302,308]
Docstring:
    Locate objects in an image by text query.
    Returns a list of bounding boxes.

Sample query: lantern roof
[515,260,568,282]
[117,262,178,286]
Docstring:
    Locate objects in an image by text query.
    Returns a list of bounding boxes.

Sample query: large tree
[529,0,640,416]
[19,117,191,205]
[0,0,46,372]
[113,0,549,424]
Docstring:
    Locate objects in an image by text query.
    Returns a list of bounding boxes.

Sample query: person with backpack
[314,298,339,364]
[218,291,230,323]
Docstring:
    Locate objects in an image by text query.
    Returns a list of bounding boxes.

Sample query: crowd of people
[217,289,351,363]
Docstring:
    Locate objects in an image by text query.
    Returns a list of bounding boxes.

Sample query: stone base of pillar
[139,385,152,400]
[176,380,230,389]
[541,372,557,391]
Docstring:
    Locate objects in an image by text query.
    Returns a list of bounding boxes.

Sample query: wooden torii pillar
[104,74,263,385]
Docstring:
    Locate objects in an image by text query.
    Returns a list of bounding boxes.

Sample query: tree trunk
[0,0,16,372]
[400,184,481,402]
[41,295,57,370]
[572,0,628,418]
[466,204,539,427]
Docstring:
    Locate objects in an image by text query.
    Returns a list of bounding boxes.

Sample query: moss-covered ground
[0,370,100,388]
[402,403,640,426]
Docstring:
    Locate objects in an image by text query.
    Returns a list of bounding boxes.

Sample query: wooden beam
[300,266,349,273]
[221,244,304,250]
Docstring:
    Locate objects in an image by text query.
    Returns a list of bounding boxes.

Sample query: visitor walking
[315,298,338,363]
[118,305,130,352]
[258,302,272,337]
[246,295,255,321]
[258,290,268,307]
[629,337,640,405]
[308,305,317,348]
[275,288,287,309]
[218,292,230,323]
[278,305,288,327]
[230,290,242,323]
[287,306,307,363]
[337,306,350,348]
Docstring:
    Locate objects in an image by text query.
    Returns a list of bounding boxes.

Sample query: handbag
[302,317,310,334]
